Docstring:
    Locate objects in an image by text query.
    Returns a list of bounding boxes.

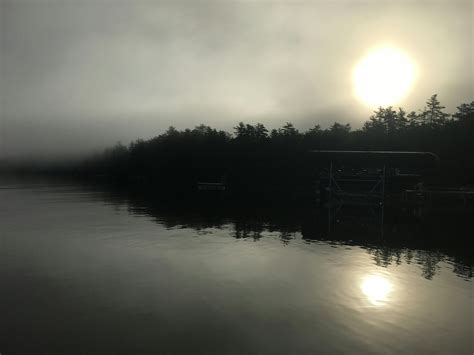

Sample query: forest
[7,95,470,200]
[78,95,474,199]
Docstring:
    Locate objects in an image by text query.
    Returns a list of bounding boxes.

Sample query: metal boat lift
[326,162,386,226]
[310,150,439,232]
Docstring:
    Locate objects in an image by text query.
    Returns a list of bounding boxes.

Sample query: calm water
[1,178,472,354]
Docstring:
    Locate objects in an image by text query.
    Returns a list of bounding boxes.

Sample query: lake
[0,178,472,354]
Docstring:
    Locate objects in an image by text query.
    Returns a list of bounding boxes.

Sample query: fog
[1,0,472,158]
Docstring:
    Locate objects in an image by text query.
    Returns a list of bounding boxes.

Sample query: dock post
[328,163,333,233]
[381,165,386,237]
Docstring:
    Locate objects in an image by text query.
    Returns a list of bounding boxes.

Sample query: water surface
[1,179,472,354]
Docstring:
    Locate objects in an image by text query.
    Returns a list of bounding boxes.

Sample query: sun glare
[360,275,393,306]
[353,46,415,107]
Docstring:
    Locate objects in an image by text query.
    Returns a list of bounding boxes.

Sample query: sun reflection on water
[360,274,393,306]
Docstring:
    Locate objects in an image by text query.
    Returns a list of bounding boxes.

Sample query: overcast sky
[1,0,472,158]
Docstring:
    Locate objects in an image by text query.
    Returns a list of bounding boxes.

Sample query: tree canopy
[83,95,474,193]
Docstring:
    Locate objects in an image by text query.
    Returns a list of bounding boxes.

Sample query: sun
[353,46,416,107]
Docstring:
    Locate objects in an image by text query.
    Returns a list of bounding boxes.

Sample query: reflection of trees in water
[451,263,473,279]
[278,230,297,245]
[365,247,447,280]
[369,247,403,267]
[229,221,299,244]
[233,221,264,241]
[95,187,472,281]
[415,251,444,280]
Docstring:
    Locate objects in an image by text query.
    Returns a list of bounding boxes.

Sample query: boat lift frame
[310,150,439,234]
[326,162,386,232]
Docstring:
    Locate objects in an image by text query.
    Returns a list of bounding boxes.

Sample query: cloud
[1,0,472,157]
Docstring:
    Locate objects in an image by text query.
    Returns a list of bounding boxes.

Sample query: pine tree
[453,102,474,122]
[396,108,409,131]
[407,111,419,127]
[420,94,450,127]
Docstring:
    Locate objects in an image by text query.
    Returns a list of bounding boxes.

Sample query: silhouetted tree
[396,108,409,131]
[419,94,450,127]
[453,101,474,122]
[305,124,322,137]
[271,122,300,138]
[329,122,351,134]
[234,122,269,140]
[81,94,474,190]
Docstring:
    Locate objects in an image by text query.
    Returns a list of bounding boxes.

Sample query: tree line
[83,95,474,196]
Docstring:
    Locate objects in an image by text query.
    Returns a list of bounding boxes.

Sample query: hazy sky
[1,0,472,157]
